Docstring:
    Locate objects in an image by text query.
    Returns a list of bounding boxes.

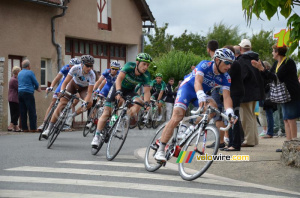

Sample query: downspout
[51,7,67,71]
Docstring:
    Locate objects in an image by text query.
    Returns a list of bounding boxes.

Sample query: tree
[242,0,300,55]
[153,50,210,83]
[144,22,174,58]
[172,30,207,56]
[206,22,246,48]
[251,29,276,63]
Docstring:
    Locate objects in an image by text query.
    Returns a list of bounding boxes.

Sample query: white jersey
[68,65,96,87]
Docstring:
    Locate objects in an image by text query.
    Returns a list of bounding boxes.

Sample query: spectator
[174,80,182,93]
[8,66,22,132]
[164,77,176,121]
[207,40,219,58]
[252,45,300,152]
[260,61,277,138]
[223,45,245,151]
[233,45,241,58]
[18,59,41,132]
[237,39,264,147]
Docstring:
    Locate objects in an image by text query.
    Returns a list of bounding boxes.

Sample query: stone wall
[0,57,4,130]
[281,139,300,168]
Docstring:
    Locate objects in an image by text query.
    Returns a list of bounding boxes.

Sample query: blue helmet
[69,58,80,65]
[110,61,121,69]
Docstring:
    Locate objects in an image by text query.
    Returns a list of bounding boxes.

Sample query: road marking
[0,176,294,198]
[57,160,144,168]
[96,155,137,160]
[0,189,135,198]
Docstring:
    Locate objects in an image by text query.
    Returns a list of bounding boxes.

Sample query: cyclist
[93,61,121,97]
[154,48,237,161]
[150,73,167,121]
[91,53,152,147]
[85,61,121,129]
[38,58,81,131]
[42,55,96,139]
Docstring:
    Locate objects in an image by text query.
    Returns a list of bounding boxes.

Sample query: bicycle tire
[106,115,130,161]
[144,124,166,172]
[137,110,146,130]
[47,109,68,149]
[152,108,160,129]
[178,124,219,181]
[83,105,100,137]
[38,105,55,141]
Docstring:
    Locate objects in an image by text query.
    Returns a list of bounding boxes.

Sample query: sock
[95,130,101,136]
[47,122,54,131]
[158,142,166,152]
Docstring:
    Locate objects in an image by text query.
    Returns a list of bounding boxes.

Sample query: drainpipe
[51,7,67,71]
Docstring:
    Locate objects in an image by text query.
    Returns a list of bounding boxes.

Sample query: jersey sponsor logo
[215,76,222,83]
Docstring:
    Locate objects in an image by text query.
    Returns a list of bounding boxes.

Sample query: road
[0,128,299,198]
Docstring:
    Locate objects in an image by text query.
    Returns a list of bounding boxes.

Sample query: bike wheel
[91,128,106,155]
[106,115,130,161]
[47,110,68,149]
[178,124,219,181]
[83,105,100,137]
[145,111,152,128]
[144,124,166,172]
[152,108,160,129]
[38,106,54,141]
[137,110,146,130]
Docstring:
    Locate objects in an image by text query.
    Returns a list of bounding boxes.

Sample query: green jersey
[150,79,166,92]
[121,62,151,90]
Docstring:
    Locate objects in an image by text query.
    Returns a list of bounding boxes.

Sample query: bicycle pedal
[150,144,158,150]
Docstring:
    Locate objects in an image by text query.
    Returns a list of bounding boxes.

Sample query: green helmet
[155,73,163,78]
[136,53,152,63]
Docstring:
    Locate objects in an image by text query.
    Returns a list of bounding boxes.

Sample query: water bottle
[177,124,188,140]
[109,114,119,127]
[185,125,195,138]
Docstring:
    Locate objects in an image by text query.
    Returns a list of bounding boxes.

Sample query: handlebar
[64,90,86,103]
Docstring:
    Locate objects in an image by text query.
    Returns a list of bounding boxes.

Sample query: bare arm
[60,74,73,91]
[157,90,164,101]
[222,89,233,110]
[93,75,105,91]
[98,79,107,91]
[143,86,151,102]
[84,85,94,103]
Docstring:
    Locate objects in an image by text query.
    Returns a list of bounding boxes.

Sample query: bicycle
[138,98,161,129]
[144,103,234,181]
[83,94,106,137]
[106,96,143,161]
[38,92,59,141]
[47,91,85,149]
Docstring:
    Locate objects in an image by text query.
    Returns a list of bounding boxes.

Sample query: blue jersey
[180,60,231,93]
[174,60,231,110]
[102,69,119,86]
[54,64,72,94]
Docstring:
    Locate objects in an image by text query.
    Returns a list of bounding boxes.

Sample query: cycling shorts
[99,84,112,98]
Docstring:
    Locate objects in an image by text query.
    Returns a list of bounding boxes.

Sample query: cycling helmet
[213,48,235,63]
[69,58,80,65]
[155,73,163,78]
[136,53,152,63]
[110,61,121,69]
[81,55,94,66]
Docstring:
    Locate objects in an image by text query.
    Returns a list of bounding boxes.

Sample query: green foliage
[153,50,210,83]
[251,30,276,63]
[242,0,300,56]
[206,22,246,48]
[144,22,173,58]
[172,30,207,56]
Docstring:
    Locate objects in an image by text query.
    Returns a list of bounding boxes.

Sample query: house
[0,0,154,130]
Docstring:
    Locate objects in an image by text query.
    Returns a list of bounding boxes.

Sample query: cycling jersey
[175,60,231,110]
[54,64,72,98]
[101,69,119,87]
[120,62,151,90]
[150,79,166,92]
[68,65,96,87]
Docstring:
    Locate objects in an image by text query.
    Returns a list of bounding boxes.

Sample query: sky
[146,0,300,40]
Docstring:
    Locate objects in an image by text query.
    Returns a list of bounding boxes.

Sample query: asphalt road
[0,128,299,198]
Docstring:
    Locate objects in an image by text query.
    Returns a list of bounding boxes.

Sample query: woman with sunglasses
[42,55,96,139]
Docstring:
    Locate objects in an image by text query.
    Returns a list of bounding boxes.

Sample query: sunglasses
[223,61,232,65]
[85,64,93,68]
[111,68,119,71]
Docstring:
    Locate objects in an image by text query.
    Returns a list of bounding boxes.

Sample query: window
[97,0,111,31]
[66,39,71,53]
[41,59,47,86]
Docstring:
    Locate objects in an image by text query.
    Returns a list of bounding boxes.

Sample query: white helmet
[110,61,121,69]
[69,58,80,65]
[213,48,235,63]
